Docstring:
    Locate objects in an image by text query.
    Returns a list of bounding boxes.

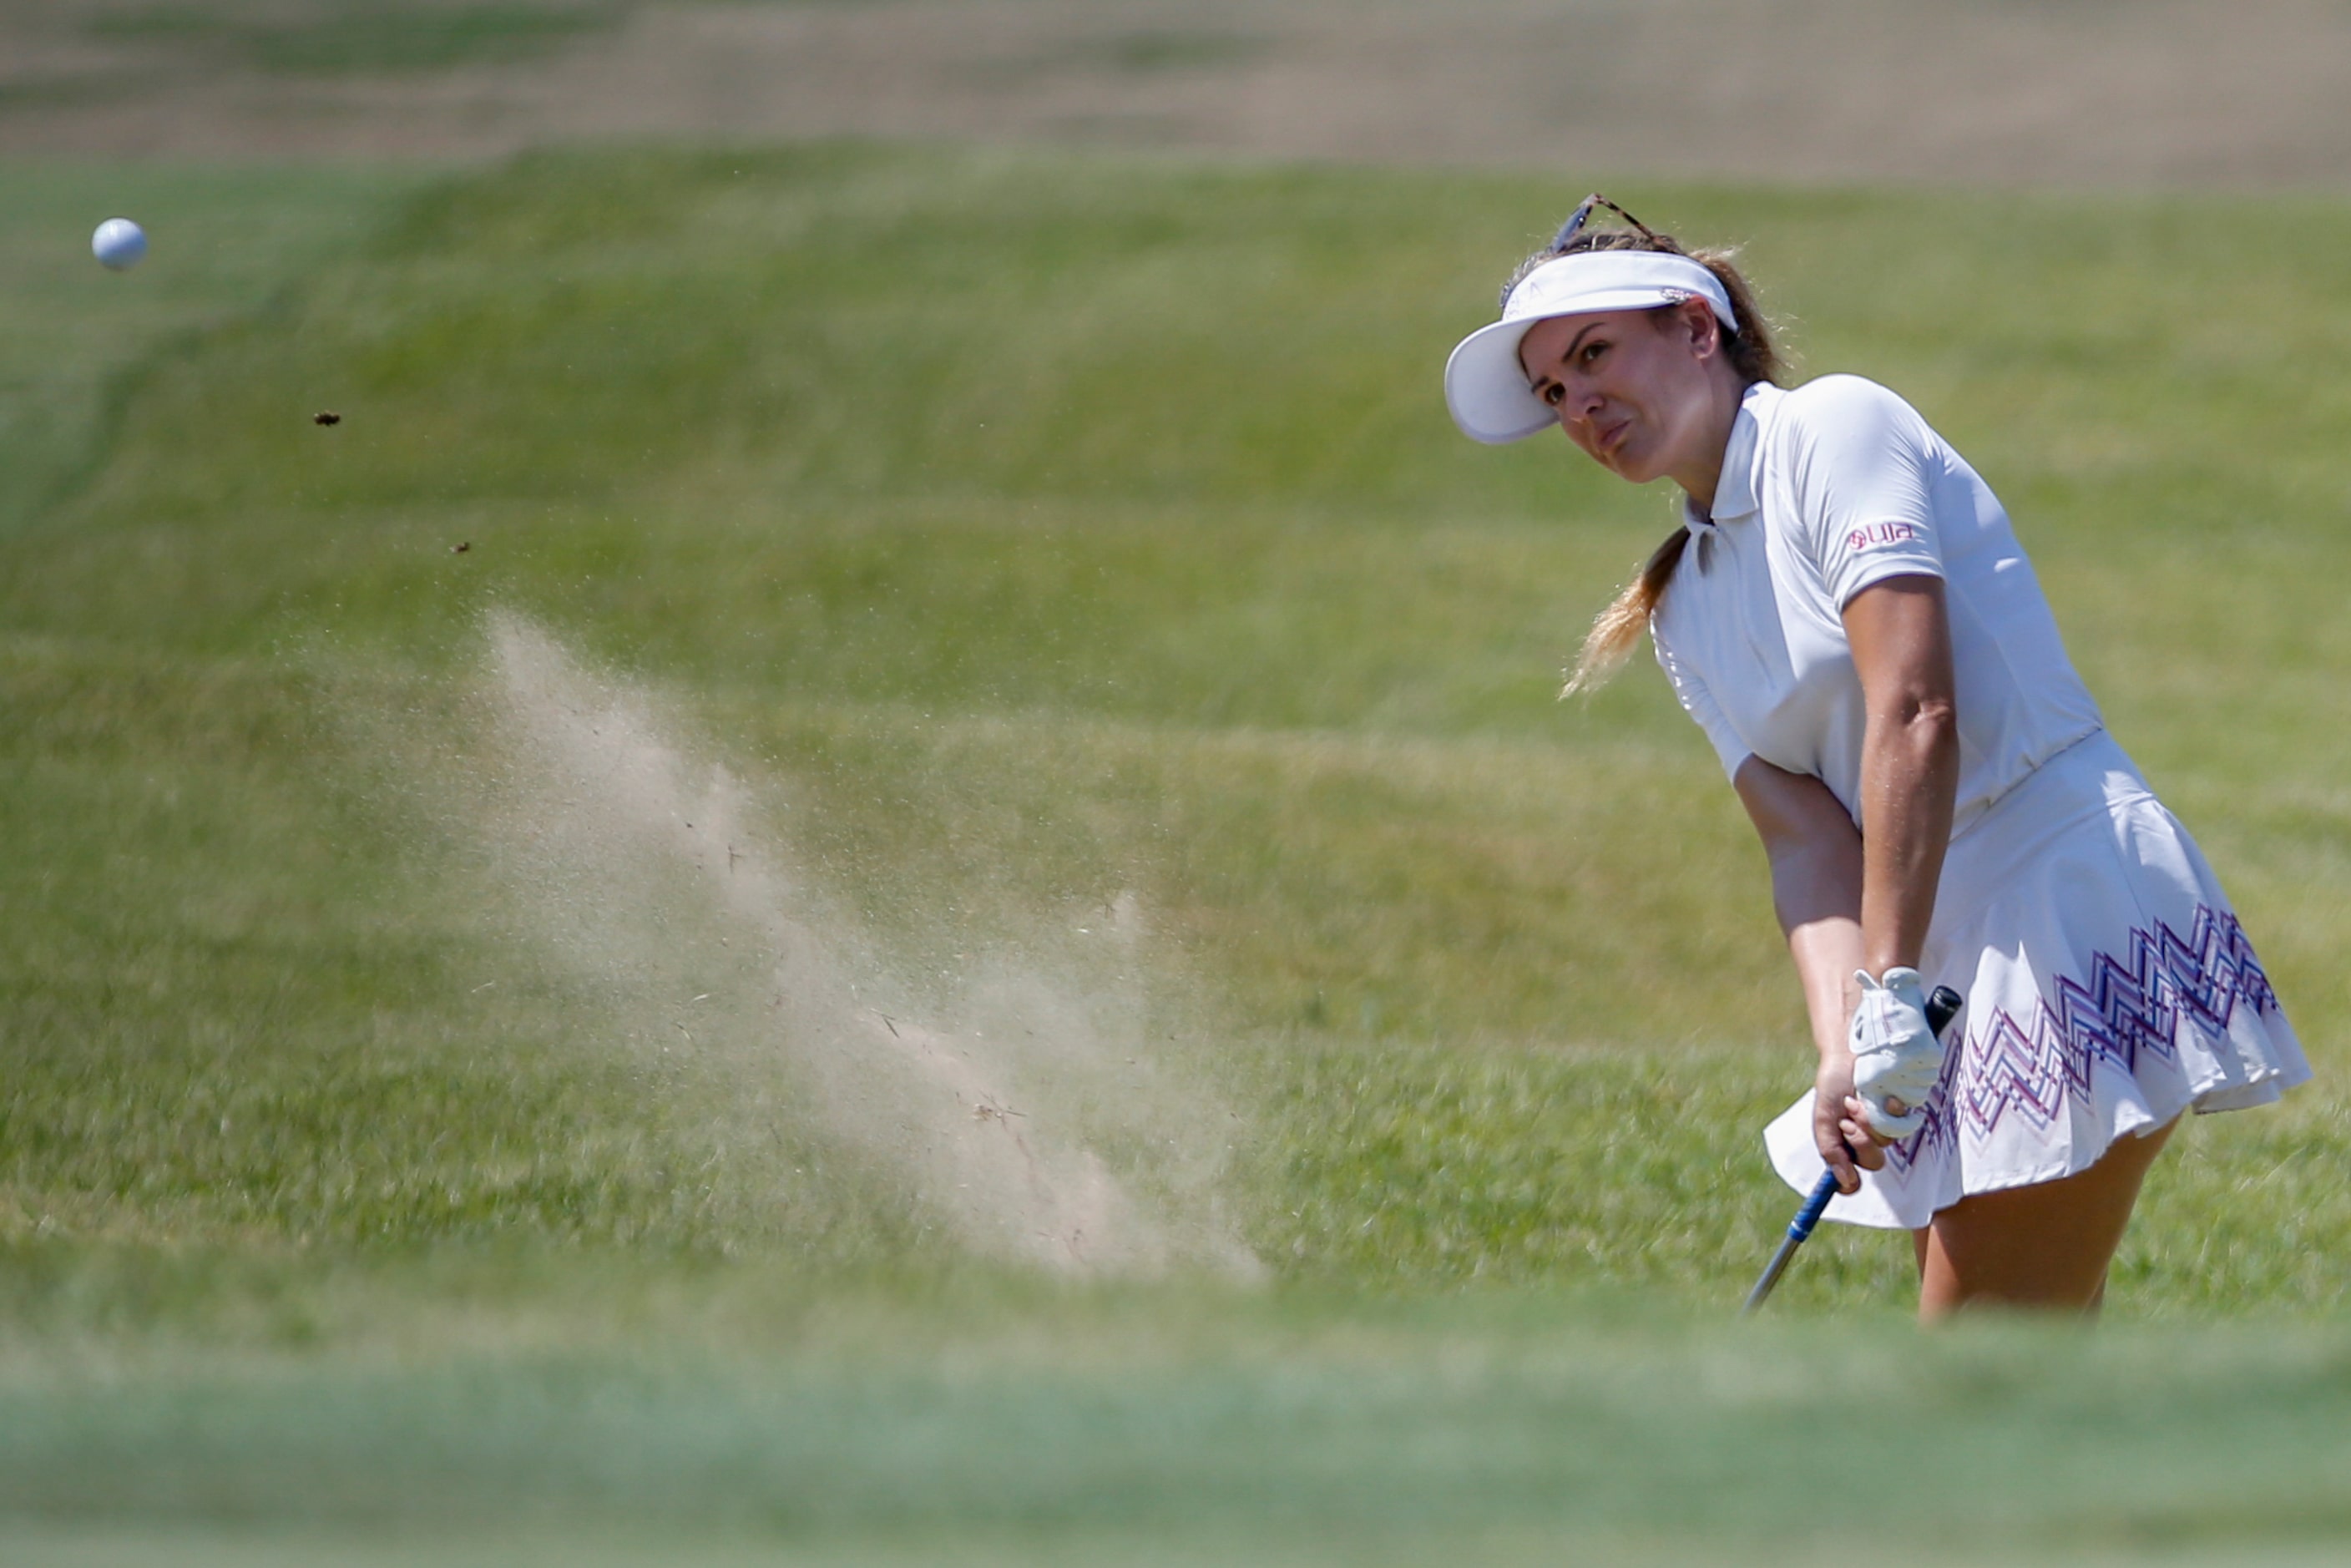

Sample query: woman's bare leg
[1909,1116,2178,1321]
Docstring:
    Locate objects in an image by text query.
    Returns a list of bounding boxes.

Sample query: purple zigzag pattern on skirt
[1886,903,2278,1171]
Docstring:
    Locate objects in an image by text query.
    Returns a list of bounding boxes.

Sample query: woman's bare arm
[1729,576,1959,1190]
[1843,574,1960,976]
[1735,756,1864,1054]
[1734,755,1877,1188]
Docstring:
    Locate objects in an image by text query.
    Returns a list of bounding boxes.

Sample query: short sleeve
[1779,376,1946,609]
[1651,627,1751,781]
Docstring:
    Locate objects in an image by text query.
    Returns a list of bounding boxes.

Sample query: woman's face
[1515,301,1726,486]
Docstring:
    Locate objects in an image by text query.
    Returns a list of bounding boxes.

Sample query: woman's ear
[1681,297,1723,358]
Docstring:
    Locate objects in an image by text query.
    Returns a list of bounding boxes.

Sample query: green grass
[7,1252,2351,1564]
[2,145,2348,1559]
[12,1296,2351,1561]
[0,161,432,535]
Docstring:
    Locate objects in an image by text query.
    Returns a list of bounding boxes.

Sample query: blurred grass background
[3,144,2348,1559]
[79,3,624,77]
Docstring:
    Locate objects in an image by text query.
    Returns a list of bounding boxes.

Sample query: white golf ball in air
[92,217,147,271]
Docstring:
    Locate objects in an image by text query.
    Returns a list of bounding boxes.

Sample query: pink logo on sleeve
[1847,521,1920,553]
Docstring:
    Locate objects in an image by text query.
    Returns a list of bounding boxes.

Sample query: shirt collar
[1680,381,1777,547]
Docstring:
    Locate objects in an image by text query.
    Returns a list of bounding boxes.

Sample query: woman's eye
[1580,341,1607,366]
[1541,383,1565,407]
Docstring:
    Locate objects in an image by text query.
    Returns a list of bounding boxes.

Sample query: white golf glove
[1848,966,1944,1141]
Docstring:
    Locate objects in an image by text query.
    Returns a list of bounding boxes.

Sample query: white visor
[1443,250,1738,444]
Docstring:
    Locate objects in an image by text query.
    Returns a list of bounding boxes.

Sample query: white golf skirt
[1765,729,2311,1231]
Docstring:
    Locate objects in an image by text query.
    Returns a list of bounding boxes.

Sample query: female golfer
[1444,198,2310,1315]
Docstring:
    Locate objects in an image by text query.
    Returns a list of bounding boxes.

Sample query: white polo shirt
[1648,375,2102,837]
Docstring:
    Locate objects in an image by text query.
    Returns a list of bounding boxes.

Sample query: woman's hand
[1813,1049,1889,1195]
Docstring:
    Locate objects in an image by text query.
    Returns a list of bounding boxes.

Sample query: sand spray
[428,610,1260,1279]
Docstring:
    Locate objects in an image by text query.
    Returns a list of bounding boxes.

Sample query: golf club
[1742,984,1963,1314]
